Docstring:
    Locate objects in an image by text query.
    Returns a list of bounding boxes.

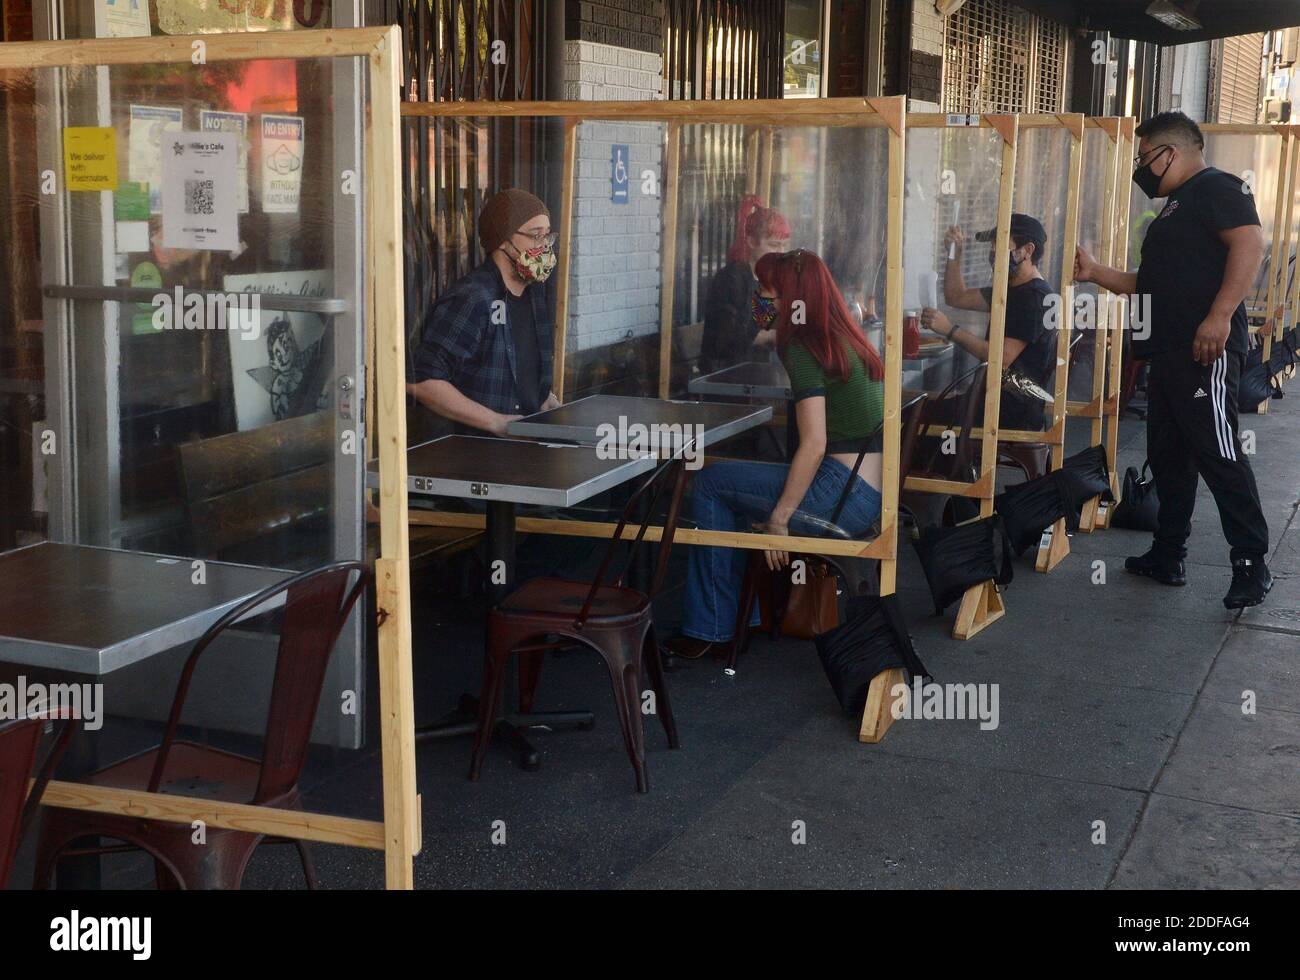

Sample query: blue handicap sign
[610,144,630,204]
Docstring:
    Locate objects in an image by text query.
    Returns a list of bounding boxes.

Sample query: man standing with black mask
[1075,111,1271,609]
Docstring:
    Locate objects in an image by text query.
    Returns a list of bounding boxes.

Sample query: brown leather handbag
[779,559,839,639]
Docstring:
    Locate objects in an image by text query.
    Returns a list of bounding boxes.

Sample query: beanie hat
[478,189,550,257]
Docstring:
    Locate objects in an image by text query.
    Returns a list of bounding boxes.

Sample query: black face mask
[1133,146,1173,199]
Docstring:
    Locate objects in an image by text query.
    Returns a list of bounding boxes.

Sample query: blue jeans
[681,457,883,642]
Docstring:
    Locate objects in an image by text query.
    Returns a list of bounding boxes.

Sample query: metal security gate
[942,0,1067,114]
[664,0,785,101]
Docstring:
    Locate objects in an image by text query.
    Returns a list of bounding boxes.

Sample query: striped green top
[782,339,884,453]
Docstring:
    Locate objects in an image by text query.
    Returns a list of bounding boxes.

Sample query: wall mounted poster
[199,110,250,212]
[222,270,332,431]
[94,0,151,37]
[261,114,304,214]
[161,131,238,251]
[128,104,183,212]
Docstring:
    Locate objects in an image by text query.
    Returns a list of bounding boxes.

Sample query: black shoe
[1124,548,1187,586]
[1224,557,1273,609]
[663,636,732,661]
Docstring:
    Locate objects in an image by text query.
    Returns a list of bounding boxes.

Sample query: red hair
[755,249,884,382]
[727,194,792,263]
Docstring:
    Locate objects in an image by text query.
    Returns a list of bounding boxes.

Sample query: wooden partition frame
[1275,126,1300,361]
[900,113,1018,638]
[1094,117,1136,530]
[1071,118,1122,532]
[401,96,910,741]
[3,28,420,889]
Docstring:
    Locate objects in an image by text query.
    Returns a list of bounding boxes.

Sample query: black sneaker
[1124,548,1187,586]
[1224,557,1273,609]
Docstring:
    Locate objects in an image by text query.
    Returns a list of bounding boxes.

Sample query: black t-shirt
[979,277,1057,431]
[507,291,543,414]
[1134,166,1259,359]
[701,260,760,373]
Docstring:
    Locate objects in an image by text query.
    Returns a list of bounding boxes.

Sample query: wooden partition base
[1078,494,1101,532]
[858,667,908,743]
[1035,516,1071,573]
[952,580,1005,640]
[1095,500,1112,529]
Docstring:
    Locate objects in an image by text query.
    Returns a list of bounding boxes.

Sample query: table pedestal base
[416,694,594,774]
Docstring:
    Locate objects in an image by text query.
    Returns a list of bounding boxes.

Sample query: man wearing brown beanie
[409,188,560,435]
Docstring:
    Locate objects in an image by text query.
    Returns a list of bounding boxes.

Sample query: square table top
[688,362,792,400]
[0,542,293,675]
[379,435,660,507]
[506,394,771,448]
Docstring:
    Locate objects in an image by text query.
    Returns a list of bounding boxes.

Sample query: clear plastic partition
[1067,123,1115,404]
[1005,122,1072,436]
[563,118,668,401]
[400,113,567,442]
[903,122,1008,486]
[0,52,371,746]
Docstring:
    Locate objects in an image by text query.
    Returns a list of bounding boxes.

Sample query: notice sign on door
[63,127,118,192]
[261,114,304,214]
[161,132,238,251]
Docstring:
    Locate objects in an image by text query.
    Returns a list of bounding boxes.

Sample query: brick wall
[909,1,943,109]
[563,38,665,359]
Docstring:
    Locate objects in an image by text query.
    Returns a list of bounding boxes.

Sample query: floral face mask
[752,292,778,330]
[508,242,557,284]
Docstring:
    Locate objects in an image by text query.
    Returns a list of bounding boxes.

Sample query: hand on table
[540,392,562,412]
[760,520,791,572]
[490,413,525,437]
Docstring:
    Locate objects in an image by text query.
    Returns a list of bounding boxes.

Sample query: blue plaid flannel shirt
[412,260,554,416]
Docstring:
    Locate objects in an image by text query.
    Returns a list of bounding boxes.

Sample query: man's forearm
[1210,239,1264,319]
[408,379,503,433]
[943,257,967,304]
[948,325,989,362]
[1089,264,1139,296]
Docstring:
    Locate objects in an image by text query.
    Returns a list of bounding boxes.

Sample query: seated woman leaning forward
[667,249,885,661]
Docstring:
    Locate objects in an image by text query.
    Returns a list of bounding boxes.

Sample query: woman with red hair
[668,249,885,659]
[699,195,791,373]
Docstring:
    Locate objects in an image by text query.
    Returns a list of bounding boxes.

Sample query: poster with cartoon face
[223,270,332,431]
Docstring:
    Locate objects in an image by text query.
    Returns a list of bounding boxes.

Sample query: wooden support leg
[951,579,1005,640]
[1034,516,1071,573]
[1095,499,1112,529]
[1078,494,1100,532]
[1257,399,1270,415]
[858,667,908,744]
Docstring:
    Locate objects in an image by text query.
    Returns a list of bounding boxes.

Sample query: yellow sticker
[63,126,119,191]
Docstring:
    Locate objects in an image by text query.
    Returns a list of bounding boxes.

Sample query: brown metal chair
[0,715,78,888]
[34,561,369,890]
[472,457,687,793]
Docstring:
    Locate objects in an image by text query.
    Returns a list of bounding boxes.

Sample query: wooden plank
[369,30,418,890]
[400,97,894,124]
[177,411,332,500]
[952,580,1005,640]
[858,667,907,743]
[0,27,392,68]
[404,508,897,559]
[1035,518,1071,572]
[39,780,386,849]
[878,101,905,598]
[658,122,682,399]
[553,118,579,402]
[1101,118,1136,511]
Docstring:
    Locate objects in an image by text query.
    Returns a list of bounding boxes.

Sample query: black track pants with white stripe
[1145,348,1269,562]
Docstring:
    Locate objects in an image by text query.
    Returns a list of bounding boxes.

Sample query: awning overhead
[1009,0,1300,45]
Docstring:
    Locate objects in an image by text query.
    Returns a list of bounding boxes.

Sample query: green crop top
[782,339,884,453]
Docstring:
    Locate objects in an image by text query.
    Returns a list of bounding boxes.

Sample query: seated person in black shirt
[920,212,1058,432]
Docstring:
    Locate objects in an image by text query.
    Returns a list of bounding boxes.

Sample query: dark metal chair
[997,332,1084,482]
[0,715,78,888]
[34,561,369,890]
[472,457,687,793]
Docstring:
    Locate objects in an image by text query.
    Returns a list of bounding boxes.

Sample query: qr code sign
[184,179,215,216]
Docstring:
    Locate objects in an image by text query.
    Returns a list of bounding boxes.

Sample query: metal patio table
[0,541,293,887]
[687,362,792,401]
[507,394,771,449]
[379,435,661,770]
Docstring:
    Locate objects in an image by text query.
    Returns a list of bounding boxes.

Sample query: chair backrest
[0,715,77,888]
[148,561,369,805]
[917,361,987,480]
[575,453,688,628]
[897,391,929,492]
